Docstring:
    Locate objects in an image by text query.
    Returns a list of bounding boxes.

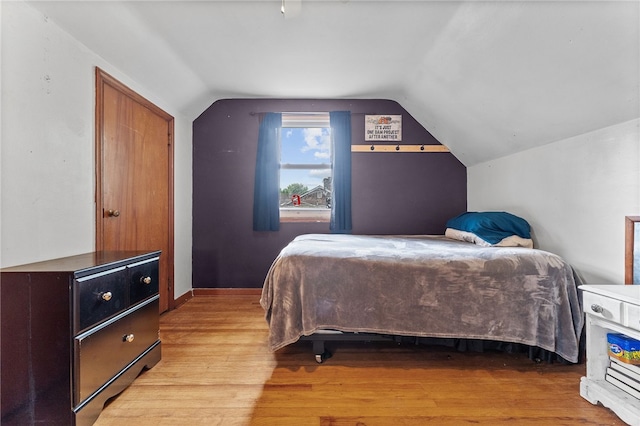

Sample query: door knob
[107,209,120,217]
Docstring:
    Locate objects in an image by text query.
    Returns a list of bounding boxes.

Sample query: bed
[260,214,584,364]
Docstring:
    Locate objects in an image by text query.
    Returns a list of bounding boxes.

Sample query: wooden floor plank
[94,295,623,425]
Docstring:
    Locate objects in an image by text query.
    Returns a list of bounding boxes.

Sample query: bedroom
[1,0,639,424]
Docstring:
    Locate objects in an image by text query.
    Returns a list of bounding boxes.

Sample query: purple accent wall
[192,99,466,288]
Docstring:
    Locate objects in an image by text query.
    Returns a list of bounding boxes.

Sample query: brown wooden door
[95,68,174,313]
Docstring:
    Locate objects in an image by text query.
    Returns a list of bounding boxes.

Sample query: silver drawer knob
[591,304,604,314]
[124,334,135,343]
[141,276,152,285]
[101,291,113,301]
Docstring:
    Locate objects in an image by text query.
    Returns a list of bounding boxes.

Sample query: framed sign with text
[365,115,402,141]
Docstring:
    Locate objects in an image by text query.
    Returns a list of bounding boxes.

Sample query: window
[279,113,331,222]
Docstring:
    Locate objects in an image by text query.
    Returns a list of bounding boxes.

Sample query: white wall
[468,118,640,284]
[0,1,193,299]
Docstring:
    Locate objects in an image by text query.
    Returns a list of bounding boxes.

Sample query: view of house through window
[280,113,331,222]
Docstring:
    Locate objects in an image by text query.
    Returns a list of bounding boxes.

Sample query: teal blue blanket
[446,211,531,244]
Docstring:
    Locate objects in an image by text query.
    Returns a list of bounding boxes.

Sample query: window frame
[279,113,332,223]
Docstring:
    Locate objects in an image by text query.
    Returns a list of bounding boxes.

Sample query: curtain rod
[248,111,378,116]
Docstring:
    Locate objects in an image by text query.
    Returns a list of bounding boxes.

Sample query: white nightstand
[580,284,640,425]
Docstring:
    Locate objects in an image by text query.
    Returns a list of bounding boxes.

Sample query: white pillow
[445,228,533,249]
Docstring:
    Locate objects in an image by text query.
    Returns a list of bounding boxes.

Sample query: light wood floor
[95,295,623,425]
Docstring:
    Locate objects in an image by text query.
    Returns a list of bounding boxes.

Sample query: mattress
[260,234,584,362]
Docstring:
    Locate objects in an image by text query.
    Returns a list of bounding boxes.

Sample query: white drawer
[583,291,623,324]
[625,303,640,332]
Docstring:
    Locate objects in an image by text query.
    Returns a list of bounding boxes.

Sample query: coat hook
[395,144,400,151]
[370,144,375,151]
[420,144,425,151]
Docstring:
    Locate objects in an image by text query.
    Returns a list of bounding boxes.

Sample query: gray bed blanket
[260,234,584,362]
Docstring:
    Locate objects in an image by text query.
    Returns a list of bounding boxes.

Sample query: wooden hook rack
[351,144,450,153]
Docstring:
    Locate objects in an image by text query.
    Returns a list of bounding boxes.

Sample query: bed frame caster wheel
[315,350,332,364]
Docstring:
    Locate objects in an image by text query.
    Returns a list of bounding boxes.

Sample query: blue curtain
[330,111,352,233]
[253,113,282,231]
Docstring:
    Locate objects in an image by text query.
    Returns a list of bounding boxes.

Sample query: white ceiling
[25,0,640,166]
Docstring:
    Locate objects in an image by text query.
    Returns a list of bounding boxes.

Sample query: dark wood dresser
[1,251,162,426]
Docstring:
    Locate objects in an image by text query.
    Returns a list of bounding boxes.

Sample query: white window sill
[280,208,330,223]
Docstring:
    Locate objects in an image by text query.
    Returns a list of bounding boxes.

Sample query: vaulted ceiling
[25,0,640,166]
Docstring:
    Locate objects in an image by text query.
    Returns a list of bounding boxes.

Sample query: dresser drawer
[128,256,160,306]
[75,267,127,332]
[583,291,623,323]
[625,303,640,332]
[74,296,159,405]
